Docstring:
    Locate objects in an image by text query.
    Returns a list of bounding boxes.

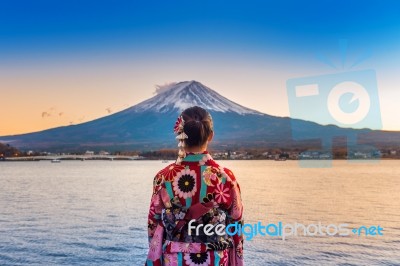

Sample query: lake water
[0,160,399,265]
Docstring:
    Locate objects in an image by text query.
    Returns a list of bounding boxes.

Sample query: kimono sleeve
[145,174,164,265]
[224,168,244,266]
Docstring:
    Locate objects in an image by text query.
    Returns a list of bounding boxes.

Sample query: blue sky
[2,1,400,58]
[1,0,400,134]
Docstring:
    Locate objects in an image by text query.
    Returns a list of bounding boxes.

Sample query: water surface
[0,160,399,265]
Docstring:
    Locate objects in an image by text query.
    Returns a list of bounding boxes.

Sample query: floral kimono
[146,151,244,266]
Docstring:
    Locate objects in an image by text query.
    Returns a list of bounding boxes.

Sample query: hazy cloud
[41,111,51,118]
[154,82,177,95]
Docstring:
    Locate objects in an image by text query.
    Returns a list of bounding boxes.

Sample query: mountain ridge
[0,81,399,152]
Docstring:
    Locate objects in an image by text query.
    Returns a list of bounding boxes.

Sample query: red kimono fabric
[146,151,244,266]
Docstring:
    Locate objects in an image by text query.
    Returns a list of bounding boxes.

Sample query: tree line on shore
[1,142,399,160]
[0,142,21,159]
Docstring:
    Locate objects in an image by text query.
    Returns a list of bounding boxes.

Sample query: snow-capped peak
[133,80,261,115]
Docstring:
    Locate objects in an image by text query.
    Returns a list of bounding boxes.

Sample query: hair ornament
[175,132,188,140]
[173,115,188,164]
[178,141,185,148]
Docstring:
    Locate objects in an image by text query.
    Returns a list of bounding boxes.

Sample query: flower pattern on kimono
[148,205,156,218]
[218,166,236,185]
[162,208,175,221]
[172,242,201,253]
[218,211,227,223]
[157,163,185,182]
[236,240,244,258]
[152,174,164,194]
[230,185,243,220]
[217,250,229,266]
[199,153,213,166]
[202,193,214,203]
[147,225,163,261]
[146,152,244,266]
[164,253,178,266]
[202,166,221,186]
[147,218,156,234]
[173,168,197,199]
[214,183,230,205]
[150,192,162,213]
[184,252,211,266]
[174,210,185,220]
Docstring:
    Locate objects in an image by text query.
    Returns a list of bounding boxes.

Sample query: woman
[145,106,244,266]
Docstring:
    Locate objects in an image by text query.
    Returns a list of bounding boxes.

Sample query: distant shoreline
[2,157,399,162]
[2,146,399,161]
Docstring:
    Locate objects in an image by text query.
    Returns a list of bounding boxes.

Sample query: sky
[1,0,400,135]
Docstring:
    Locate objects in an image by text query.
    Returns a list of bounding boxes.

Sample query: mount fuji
[0,81,399,152]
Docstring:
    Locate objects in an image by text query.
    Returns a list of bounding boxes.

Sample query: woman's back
[146,152,243,266]
[145,106,244,266]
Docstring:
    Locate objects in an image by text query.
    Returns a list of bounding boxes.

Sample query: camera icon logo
[287,69,382,167]
[327,81,370,125]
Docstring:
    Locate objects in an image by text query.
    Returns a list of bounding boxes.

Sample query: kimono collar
[182,151,212,162]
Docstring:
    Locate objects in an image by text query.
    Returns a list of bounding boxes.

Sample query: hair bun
[181,106,213,148]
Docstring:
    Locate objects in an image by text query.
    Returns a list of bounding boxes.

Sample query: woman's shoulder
[204,158,238,185]
[154,162,185,182]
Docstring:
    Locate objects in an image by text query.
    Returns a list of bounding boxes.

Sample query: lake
[0,160,399,265]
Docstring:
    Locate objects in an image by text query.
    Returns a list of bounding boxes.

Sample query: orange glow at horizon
[1,56,400,136]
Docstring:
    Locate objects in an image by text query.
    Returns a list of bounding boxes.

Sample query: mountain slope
[0,81,399,152]
[133,81,261,114]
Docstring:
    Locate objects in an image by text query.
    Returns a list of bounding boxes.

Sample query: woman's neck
[185,144,208,154]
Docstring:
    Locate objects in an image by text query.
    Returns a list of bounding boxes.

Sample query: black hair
[181,106,213,147]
